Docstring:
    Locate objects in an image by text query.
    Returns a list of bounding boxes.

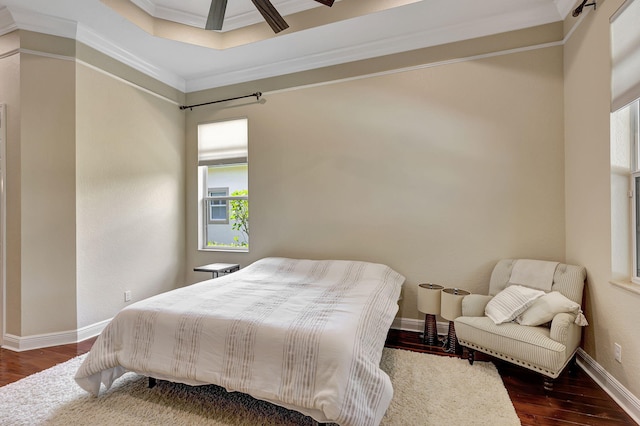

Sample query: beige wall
[0,32,21,336]
[1,32,79,336]
[565,0,640,397]
[18,52,78,335]
[1,31,186,338]
[185,40,566,321]
[75,62,186,327]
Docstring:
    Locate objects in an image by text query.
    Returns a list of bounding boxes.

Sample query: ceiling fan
[206,0,335,33]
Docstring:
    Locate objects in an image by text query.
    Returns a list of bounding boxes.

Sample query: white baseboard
[577,348,640,425]
[1,318,111,352]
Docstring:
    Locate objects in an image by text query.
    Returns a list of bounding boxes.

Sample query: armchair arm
[461,294,493,317]
[550,312,582,351]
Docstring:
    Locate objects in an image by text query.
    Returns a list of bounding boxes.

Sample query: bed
[75,257,405,426]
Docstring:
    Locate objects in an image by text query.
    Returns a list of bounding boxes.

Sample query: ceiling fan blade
[313,0,335,6]
[205,0,228,31]
[251,0,289,33]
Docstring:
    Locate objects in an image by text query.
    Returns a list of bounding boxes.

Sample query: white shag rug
[0,348,520,426]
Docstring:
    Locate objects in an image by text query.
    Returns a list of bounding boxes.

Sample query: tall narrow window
[198,118,249,251]
[611,1,640,283]
[627,101,640,281]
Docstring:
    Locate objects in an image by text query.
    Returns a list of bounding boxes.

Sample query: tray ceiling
[0,0,576,93]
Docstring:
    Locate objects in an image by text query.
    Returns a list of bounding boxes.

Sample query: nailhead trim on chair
[461,341,577,379]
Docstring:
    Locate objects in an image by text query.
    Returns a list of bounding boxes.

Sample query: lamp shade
[417,283,443,314]
[440,288,470,321]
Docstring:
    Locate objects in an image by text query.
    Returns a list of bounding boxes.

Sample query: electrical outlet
[614,343,622,363]
[124,290,132,302]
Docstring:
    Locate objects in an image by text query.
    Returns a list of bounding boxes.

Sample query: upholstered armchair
[454,259,587,390]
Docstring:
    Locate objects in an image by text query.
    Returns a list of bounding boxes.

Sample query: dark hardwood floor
[0,330,636,425]
[0,337,96,386]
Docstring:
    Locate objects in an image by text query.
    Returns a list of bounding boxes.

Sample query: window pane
[210,202,227,220]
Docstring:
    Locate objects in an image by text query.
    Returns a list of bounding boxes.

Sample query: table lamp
[441,287,470,355]
[417,283,443,346]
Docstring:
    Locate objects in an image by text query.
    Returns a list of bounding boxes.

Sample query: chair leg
[568,354,578,377]
[467,348,475,365]
[543,377,554,392]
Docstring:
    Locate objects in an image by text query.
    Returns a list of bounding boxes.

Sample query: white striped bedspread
[75,257,405,426]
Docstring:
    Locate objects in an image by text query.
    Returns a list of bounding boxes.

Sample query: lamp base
[420,314,439,346]
[443,320,462,356]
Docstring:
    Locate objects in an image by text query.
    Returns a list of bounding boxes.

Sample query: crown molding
[1,6,186,92]
[0,6,17,36]
[4,5,77,39]
[130,0,156,16]
[186,3,562,92]
[76,23,186,91]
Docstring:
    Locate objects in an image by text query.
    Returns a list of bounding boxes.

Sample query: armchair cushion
[516,291,584,326]
[485,285,545,324]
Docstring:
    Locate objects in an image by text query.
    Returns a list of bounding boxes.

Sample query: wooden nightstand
[193,263,240,278]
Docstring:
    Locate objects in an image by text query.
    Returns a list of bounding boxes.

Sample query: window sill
[609,279,640,296]
[199,247,248,253]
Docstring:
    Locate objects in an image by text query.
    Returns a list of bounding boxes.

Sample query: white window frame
[197,118,249,252]
[629,100,640,284]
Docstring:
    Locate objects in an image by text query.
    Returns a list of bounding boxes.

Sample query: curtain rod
[179,92,262,110]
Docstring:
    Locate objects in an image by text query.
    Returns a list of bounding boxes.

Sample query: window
[628,101,640,282]
[614,99,640,283]
[198,118,249,251]
[611,0,640,284]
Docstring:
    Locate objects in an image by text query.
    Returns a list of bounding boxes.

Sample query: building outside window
[198,118,249,251]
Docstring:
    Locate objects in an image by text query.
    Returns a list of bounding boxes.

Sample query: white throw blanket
[509,259,559,292]
[75,257,405,426]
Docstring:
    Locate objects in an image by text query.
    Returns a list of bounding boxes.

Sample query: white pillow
[485,285,545,324]
[516,291,581,326]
